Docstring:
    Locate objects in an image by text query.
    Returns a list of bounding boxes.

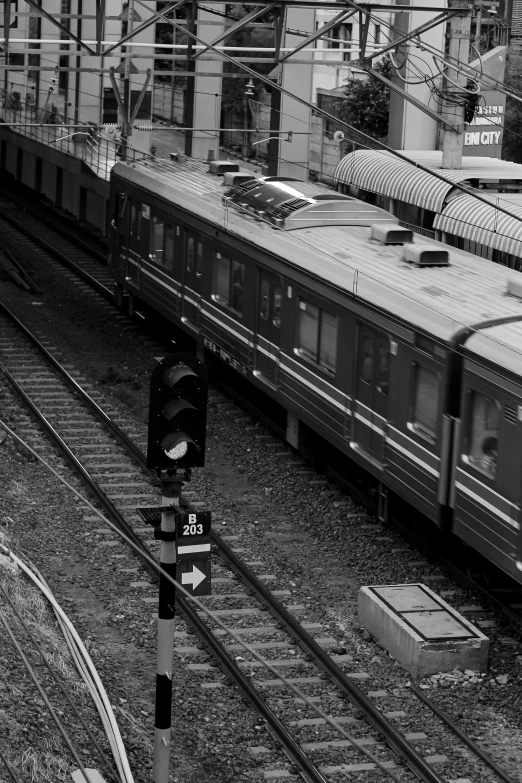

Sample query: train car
[109,157,522,584]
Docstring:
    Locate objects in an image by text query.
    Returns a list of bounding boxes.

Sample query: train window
[149,217,164,264]
[273,287,281,328]
[213,252,230,305]
[212,252,244,315]
[467,392,500,477]
[298,300,319,362]
[319,310,338,372]
[231,261,244,313]
[164,224,174,271]
[377,344,389,395]
[360,336,373,383]
[260,280,269,320]
[297,299,338,374]
[196,242,203,277]
[187,237,194,272]
[412,365,439,442]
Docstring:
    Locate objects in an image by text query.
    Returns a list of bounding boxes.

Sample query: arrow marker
[181,565,206,590]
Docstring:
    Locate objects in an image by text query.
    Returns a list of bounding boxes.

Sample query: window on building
[467,391,500,477]
[374,25,381,45]
[149,217,164,264]
[297,299,338,374]
[212,252,244,315]
[412,365,439,441]
[329,23,352,62]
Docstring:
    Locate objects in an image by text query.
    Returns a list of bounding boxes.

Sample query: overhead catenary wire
[0,417,416,783]
[132,0,522,230]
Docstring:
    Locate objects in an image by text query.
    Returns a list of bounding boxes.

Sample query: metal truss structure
[0,0,508,173]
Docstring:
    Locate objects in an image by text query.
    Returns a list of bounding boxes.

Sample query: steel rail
[208,531,447,783]
[0,301,147,471]
[0,196,111,299]
[176,597,330,783]
[0,326,330,783]
[0,186,108,266]
[2,296,518,781]
[0,358,156,581]
[412,687,519,783]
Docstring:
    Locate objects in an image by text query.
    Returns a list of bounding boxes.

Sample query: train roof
[465,322,522,380]
[112,158,522,350]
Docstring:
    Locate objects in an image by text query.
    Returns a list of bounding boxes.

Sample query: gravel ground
[1,218,522,783]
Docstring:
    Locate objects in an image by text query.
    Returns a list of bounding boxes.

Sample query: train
[108,156,522,585]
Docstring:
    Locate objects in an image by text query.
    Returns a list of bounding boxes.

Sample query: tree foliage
[335,56,392,144]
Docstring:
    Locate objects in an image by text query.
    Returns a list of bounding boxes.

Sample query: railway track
[0,187,112,298]
[1,186,522,628]
[1,302,519,783]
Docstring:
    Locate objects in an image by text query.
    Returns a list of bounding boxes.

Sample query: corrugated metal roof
[334,151,457,212]
[113,159,522,347]
[334,150,522,213]
[434,192,522,256]
[395,150,522,181]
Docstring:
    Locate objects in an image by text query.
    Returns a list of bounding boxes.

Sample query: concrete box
[359,584,489,679]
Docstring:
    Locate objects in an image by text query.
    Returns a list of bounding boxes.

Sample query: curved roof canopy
[434,193,522,257]
[334,150,522,214]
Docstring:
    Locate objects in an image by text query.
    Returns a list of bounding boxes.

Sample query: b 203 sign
[176,511,211,538]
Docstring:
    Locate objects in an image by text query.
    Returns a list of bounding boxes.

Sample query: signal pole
[441,1,472,169]
[153,473,182,783]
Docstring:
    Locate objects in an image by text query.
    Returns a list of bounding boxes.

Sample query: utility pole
[3,0,11,99]
[121,0,136,161]
[441,1,472,169]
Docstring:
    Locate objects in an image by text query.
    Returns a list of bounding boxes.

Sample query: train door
[182,230,202,328]
[255,270,282,386]
[353,325,389,463]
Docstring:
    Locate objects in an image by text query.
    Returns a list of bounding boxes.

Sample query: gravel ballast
[0,217,521,782]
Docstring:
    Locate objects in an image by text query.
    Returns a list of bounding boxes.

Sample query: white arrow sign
[181,564,206,590]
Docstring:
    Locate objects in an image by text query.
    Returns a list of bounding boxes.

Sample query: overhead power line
[132,0,522,228]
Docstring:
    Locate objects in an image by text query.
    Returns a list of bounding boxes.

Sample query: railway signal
[147,353,208,473]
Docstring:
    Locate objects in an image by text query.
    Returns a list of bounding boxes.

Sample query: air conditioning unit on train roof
[506,277,522,300]
[222,171,257,187]
[402,243,450,267]
[208,160,240,176]
[371,223,413,245]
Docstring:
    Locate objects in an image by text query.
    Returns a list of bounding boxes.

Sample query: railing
[399,219,436,240]
[0,91,148,180]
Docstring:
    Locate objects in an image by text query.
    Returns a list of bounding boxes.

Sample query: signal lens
[164,440,189,460]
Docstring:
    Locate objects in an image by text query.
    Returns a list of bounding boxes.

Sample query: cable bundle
[1,546,134,783]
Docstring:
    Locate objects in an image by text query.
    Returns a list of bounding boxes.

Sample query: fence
[0,91,148,180]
